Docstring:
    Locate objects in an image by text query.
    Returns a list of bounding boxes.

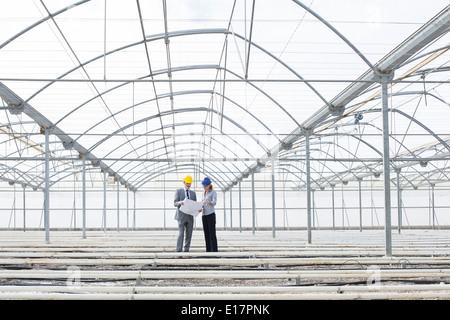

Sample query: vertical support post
[341,184,345,228]
[22,184,26,231]
[396,168,402,233]
[44,127,50,244]
[238,181,242,233]
[82,154,86,239]
[271,156,276,238]
[103,170,107,235]
[331,184,335,230]
[358,178,362,232]
[230,188,233,231]
[117,178,120,232]
[431,183,436,229]
[126,187,129,231]
[251,171,256,235]
[133,190,136,231]
[12,185,16,230]
[223,190,227,230]
[312,189,315,228]
[379,71,394,257]
[163,174,166,230]
[305,129,312,244]
[72,172,77,230]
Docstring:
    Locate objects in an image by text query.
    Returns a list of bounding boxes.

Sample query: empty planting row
[0,230,449,299]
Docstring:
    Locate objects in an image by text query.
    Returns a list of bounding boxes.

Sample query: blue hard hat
[201,177,212,187]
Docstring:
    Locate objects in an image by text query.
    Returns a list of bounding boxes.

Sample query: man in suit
[174,175,197,252]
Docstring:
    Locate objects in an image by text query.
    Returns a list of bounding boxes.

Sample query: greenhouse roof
[1,0,450,192]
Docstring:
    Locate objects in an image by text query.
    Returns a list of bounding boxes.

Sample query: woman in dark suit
[200,177,218,252]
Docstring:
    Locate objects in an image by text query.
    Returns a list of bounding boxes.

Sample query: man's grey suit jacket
[174,188,197,221]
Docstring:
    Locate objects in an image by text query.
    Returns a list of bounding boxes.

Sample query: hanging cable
[244,0,256,80]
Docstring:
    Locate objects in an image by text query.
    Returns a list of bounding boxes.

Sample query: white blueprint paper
[180,198,203,217]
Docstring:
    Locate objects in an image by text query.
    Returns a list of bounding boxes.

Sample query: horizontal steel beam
[1,157,449,162]
[1,78,450,84]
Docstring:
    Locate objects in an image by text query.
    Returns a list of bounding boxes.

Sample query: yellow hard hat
[183,175,193,184]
